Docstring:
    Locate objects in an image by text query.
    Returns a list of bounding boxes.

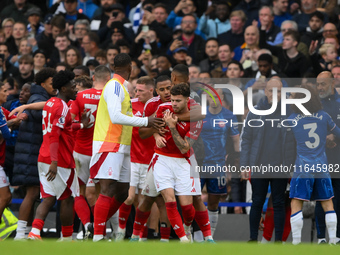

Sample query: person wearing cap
[49,0,90,23]
[26,7,44,37]
[0,0,39,24]
[33,49,47,74]
[35,14,53,44]
[95,3,134,45]
[172,47,191,66]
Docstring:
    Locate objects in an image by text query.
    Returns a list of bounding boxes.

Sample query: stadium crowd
[0,0,340,245]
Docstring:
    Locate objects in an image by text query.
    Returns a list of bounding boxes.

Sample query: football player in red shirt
[71,66,111,238]
[28,70,81,241]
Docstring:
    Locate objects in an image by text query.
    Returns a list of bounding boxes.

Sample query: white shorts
[152,154,195,196]
[73,151,91,185]
[130,162,148,189]
[86,177,95,187]
[90,152,130,183]
[38,162,79,200]
[142,154,201,197]
[0,166,9,188]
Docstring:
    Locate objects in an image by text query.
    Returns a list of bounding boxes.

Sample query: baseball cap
[111,3,125,12]
[25,7,41,17]
[173,25,182,33]
[43,14,53,24]
[173,47,188,54]
[111,22,125,35]
[65,0,77,3]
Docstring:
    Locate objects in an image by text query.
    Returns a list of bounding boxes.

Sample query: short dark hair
[86,31,100,46]
[74,75,92,89]
[114,53,131,68]
[18,54,33,65]
[310,11,324,22]
[56,31,70,40]
[156,75,171,85]
[182,14,197,23]
[258,53,273,64]
[206,37,219,46]
[153,3,168,13]
[291,84,322,114]
[50,15,66,30]
[52,70,75,90]
[106,44,120,53]
[170,83,190,97]
[227,60,244,71]
[284,30,300,44]
[35,67,57,85]
[74,65,90,76]
[173,64,189,77]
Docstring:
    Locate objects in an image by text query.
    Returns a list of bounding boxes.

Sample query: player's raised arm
[9,101,46,117]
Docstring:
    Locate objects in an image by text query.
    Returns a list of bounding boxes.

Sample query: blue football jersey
[200,107,239,164]
[289,110,340,161]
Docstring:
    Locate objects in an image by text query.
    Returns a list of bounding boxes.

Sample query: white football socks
[208,210,218,237]
[325,211,337,244]
[290,211,303,245]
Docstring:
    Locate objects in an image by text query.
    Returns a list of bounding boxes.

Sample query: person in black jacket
[12,67,57,240]
[259,25,310,80]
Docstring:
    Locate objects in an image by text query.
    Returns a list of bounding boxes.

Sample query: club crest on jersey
[145,185,149,194]
[108,167,113,176]
[58,116,65,124]
[1,176,6,183]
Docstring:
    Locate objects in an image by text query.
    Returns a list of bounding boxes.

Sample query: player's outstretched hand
[9,105,27,117]
[147,116,164,129]
[81,109,91,128]
[46,161,58,182]
[163,111,178,128]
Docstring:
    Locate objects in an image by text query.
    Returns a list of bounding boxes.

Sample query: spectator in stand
[2,18,15,42]
[6,22,27,56]
[135,3,173,50]
[273,0,292,27]
[199,38,220,73]
[55,62,68,72]
[234,25,260,68]
[168,14,205,66]
[322,23,338,44]
[301,11,324,48]
[69,19,90,49]
[157,54,172,76]
[233,0,261,27]
[166,0,205,38]
[10,38,35,68]
[257,6,281,43]
[211,44,234,78]
[37,15,66,60]
[292,0,327,32]
[95,49,108,66]
[81,32,100,66]
[25,7,44,37]
[0,0,39,24]
[33,49,47,75]
[199,0,231,39]
[259,25,310,78]
[218,10,246,50]
[95,4,134,45]
[172,47,190,66]
[48,32,71,68]
[65,46,83,71]
[12,67,58,240]
[17,54,34,89]
[0,43,20,82]
[106,44,120,74]
[49,0,90,22]
[73,65,90,78]
[131,29,161,59]
[115,39,131,55]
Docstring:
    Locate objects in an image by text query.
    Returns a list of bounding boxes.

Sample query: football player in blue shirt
[289,84,340,245]
[200,88,240,237]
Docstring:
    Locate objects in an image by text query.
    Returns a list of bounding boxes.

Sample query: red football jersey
[70,88,102,156]
[155,102,202,158]
[38,97,75,168]
[0,107,16,166]
[130,98,155,164]
[144,96,198,117]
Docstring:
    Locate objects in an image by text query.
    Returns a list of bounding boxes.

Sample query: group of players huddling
[2,53,339,245]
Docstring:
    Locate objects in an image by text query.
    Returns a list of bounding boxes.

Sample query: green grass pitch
[1,240,340,255]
